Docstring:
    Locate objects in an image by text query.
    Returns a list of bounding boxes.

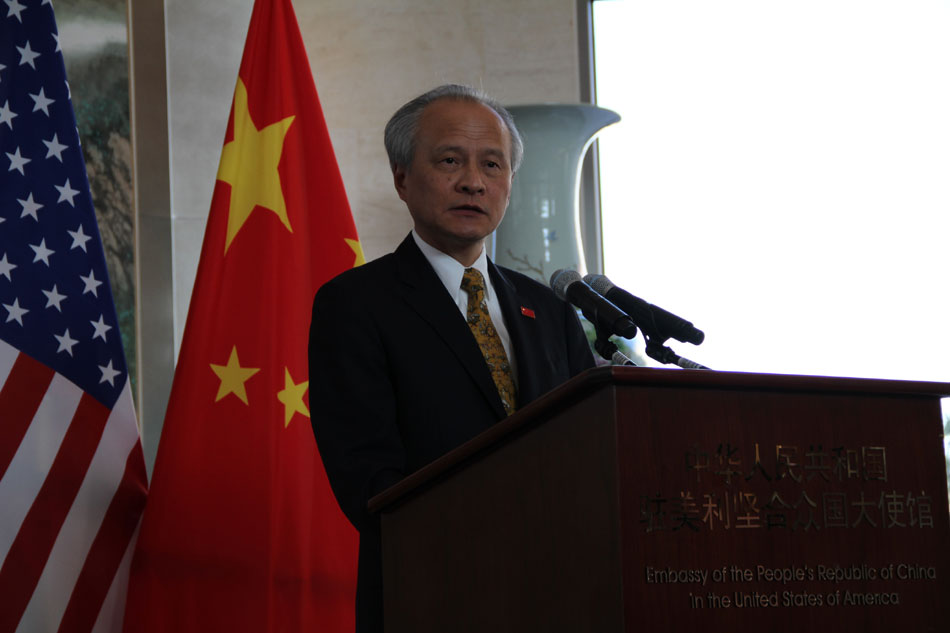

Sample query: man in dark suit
[309,84,595,632]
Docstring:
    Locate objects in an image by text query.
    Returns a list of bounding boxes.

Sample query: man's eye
[441,157,458,164]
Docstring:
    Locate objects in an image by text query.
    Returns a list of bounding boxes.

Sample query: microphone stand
[589,317,709,370]
[593,325,638,366]
[644,338,711,370]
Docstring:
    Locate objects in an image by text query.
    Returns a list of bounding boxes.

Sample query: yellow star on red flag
[210,346,260,404]
[276,367,310,427]
[345,237,366,267]
[216,77,295,253]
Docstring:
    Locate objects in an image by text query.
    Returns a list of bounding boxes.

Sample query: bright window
[593,0,950,389]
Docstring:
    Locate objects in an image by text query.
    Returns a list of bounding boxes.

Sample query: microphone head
[549,268,581,300]
[583,273,615,296]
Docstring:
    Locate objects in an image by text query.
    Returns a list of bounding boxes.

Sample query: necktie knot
[461,268,486,303]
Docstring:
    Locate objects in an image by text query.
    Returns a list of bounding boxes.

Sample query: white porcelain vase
[493,104,620,284]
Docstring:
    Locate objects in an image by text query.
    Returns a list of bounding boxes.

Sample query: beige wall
[296,1,584,262]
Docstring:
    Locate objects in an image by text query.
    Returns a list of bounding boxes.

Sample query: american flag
[0,2,148,632]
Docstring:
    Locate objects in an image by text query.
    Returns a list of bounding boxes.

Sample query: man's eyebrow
[481,147,507,158]
[430,144,509,164]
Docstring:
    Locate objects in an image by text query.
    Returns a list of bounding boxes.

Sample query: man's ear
[392,164,409,202]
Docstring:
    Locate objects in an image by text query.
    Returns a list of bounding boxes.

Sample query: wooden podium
[369,367,950,632]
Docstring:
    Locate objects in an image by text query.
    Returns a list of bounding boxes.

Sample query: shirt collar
[411,230,492,301]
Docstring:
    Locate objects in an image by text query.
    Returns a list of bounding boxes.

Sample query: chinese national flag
[123,0,361,630]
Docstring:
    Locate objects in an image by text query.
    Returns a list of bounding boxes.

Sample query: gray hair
[384,84,524,174]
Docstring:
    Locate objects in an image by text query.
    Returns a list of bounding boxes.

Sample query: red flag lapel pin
[520,306,536,319]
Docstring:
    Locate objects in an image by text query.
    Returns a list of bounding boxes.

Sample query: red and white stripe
[0,340,148,633]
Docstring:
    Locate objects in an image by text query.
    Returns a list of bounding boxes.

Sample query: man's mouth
[451,204,485,214]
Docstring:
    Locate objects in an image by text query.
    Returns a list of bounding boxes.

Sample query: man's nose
[457,165,486,195]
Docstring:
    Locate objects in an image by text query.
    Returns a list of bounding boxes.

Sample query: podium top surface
[605,366,950,396]
[369,367,950,513]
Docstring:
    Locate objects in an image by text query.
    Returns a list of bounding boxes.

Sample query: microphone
[550,269,637,339]
[584,274,704,345]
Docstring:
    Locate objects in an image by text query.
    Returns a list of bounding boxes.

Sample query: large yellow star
[210,346,260,405]
[345,238,366,267]
[276,367,310,427]
[216,77,296,253]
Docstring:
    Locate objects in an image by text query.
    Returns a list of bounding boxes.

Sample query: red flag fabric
[124,0,361,630]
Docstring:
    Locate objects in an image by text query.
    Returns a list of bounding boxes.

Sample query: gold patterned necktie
[460,268,517,415]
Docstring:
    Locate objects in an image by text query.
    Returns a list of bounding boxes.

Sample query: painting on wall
[57,0,136,393]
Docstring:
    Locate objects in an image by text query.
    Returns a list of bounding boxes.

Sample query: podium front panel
[616,382,950,632]
[380,387,625,633]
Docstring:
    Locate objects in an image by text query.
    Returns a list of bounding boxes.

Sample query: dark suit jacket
[309,234,594,632]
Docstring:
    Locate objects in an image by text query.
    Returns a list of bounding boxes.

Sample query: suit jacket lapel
[393,235,508,419]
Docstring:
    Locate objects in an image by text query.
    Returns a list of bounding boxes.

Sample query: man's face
[394,99,514,264]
